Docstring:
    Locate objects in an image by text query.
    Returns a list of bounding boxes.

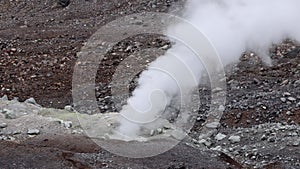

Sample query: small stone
[286,111,293,116]
[294,80,300,84]
[24,97,38,105]
[3,109,17,119]
[1,95,8,100]
[215,133,227,141]
[7,136,15,141]
[13,130,21,135]
[10,48,17,52]
[205,122,220,129]
[63,121,72,128]
[27,129,40,135]
[157,128,163,134]
[163,124,172,130]
[292,140,300,146]
[71,129,83,134]
[161,45,169,50]
[211,146,222,151]
[218,105,225,111]
[253,78,260,84]
[287,97,296,101]
[228,135,241,143]
[280,98,286,102]
[267,136,276,142]
[150,130,155,136]
[281,79,289,85]
[64,105,73,112]
[196,117,202,122]
[199,139,212,147]
[0,123,7,128]
[212,87,223,93]
[261,134,267,141]
[283,92,291,96]
[0,136,6,140]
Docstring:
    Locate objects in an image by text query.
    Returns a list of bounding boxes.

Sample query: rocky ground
[1,0,300,168]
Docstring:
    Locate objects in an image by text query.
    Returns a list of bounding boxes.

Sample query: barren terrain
[1,0,300,168]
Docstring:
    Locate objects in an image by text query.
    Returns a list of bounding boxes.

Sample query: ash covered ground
[0,0,300,168]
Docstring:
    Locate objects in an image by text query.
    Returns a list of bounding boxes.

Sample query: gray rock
[27,129,40,135]
[7,136,15,141]
[215,133,227,141]
[1,95,8,100]
[286,111,293,116]
[3,109,17,119]
[199,139,212,147]
[292,139,300,146]
[294,80,300,84]
[212,87,223,93]
[13,130,21,135]
[63,121,72,128]
[0,136,6,140]
[228,135,241,143]
[0,123,7,128]
[260,134,267,141]
[218,105,225,111]
[150,129,155,136]
[287,97,296,101]
[267,136,276,142]
[64,105,73,112]
[205,122,220,129]
[24,97,38,105]
[280,98,286,102]
[157,128,163,134]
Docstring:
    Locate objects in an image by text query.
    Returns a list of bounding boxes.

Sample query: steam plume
[117,0,300,138]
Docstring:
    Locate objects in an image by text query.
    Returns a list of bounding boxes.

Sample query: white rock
[215,133,227,141]
[27,129,40,135]
[228,135,241,143]
[63,121,72,128]
[288,97,296,101]
[211,146,222,151]
[212,87,223,93]
[205,122,220,129]
[198,139,212,147]
[0,123,7,128]
[157,128,163,134]
[0,136,6,140]
[64,105,73,112]
[150,130,155,136]
[292,139,300,146]
[280,98,286,102]
[24,97,38,105]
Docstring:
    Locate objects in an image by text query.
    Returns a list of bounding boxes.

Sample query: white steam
[117,0,300,138]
